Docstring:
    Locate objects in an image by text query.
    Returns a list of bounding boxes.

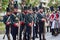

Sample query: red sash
[20,21,25,26]
[13,23,18,27]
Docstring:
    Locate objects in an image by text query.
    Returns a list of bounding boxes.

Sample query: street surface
[0,32,60,40]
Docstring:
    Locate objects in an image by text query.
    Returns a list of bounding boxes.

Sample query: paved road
[0,32,60,40]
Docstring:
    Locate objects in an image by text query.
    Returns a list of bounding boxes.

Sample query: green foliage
[48,0,60,8]
[25,0,40,7]
[0,22,5,31]
[32,0,40,7]
[2,0,9,11]
[53,4,58,8]
[48,0,53,7]
[25,0,30,6]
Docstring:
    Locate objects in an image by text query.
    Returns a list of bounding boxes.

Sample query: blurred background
[0,0,60,34]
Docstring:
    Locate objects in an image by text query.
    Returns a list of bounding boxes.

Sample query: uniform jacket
[37,12,44,22]
[10,13,19,27]
[32,13,37,24]
[18,13,25,25]
[25,13,33,25]
[3,15,11,26]
[50,13,59,22]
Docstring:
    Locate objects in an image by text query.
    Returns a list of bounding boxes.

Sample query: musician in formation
[50,6,60,36]
[3,1,60,40]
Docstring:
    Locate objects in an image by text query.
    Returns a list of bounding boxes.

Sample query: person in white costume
[51,11,59,36]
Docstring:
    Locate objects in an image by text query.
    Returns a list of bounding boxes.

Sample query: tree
[2,0,9,11]
[25,0,40,7]
[48,0,59,8]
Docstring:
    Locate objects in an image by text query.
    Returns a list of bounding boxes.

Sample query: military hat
[32,7,38,11]
[14,3,18,9]
[39,5,43,9]
[24,6,28,10]
[50,6,54,11]
[57,6,60,11]
[27,6,31,10]
[14,1,18,4]
[35,7,38,11]
[32,7,35,11]
[6,7,11,12]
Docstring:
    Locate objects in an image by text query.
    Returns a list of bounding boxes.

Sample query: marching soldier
[57,6,60,33]
[25,6,33,40]
[32,7,38,40]
[55,11,59,35]
[49,6,56,35]
[37,6,46,40]
[51,10,59,36]
[49,6,55,32]
[19,6,26,40]
[10,3,19,40]
[23,6,28,40]
[50,12,55,35]
[35,7,39,38]
[3,7,12,40]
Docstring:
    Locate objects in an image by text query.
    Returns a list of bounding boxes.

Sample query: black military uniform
[10,3,19,40]
[3,7,11,40]
[32,7,38,40]
[19,6,26,40]
[34,7,39,38]
[25,6,33,40]
[37,6,46,40]
[22,6,28,40]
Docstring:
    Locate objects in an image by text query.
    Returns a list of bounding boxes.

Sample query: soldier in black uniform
[22,6,28,40]
[37,6,46,40]
[10,3,19,40]
[25,6,33,40]
[34,7,39,38]
[32,7,38,40]
[19,6,27,40]
[3,7,12,40]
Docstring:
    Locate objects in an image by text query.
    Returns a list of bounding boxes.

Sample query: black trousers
[39,21,45,40]
[11,26,18,40]
[51,28,58,36]
[33,23,38,40]
[33,26,36,40]
[6,25,11,40]
[35,23,39,37]
[6,25,10,35]
[19,25,25,40]
[25,24,31,40]
[50,22,52,32]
